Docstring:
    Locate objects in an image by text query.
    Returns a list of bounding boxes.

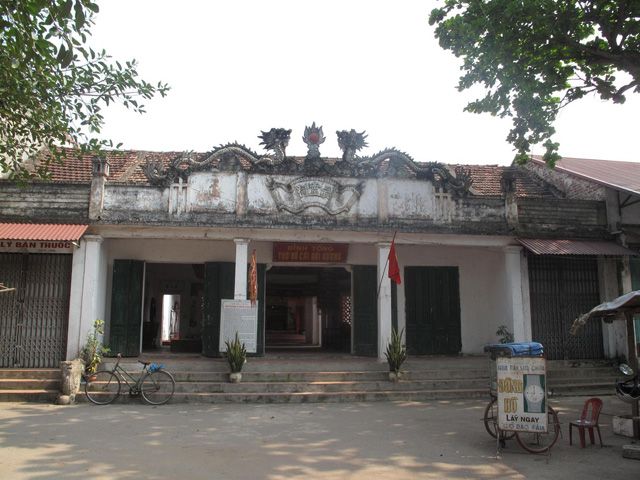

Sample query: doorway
[162,294,181,342]
[265,266,352,351]
[142,263,204,353]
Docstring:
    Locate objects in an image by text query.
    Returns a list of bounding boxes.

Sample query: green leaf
[74,1,86,30]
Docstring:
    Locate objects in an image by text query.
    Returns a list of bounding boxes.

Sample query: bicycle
[84,353,175,405]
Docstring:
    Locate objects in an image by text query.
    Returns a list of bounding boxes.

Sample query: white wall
[397,243,511,355]
[95,235,513,356]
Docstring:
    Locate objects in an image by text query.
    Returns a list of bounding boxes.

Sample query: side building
[525,156,640,360]
[0,127,636,368]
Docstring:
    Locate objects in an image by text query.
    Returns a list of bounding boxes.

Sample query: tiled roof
[46,151,94,182]
[33,149,556,197]
[457,164,557,198]
[530,156,640,196]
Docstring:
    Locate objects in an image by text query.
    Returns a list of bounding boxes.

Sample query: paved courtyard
[0,396,638,479]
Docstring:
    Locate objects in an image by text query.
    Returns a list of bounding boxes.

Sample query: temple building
[0,124,637,368]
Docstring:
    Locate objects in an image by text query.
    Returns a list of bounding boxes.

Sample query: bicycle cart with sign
[483,342,561,454]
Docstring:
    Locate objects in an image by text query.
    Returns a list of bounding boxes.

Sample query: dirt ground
[0,395,638,479]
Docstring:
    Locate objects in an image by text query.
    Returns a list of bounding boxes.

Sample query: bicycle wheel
[84,370,121,405]
[515,406,560,454]
[483,397,516,440]
[140,370,175,405]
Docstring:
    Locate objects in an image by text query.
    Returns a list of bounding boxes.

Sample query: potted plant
[79,319,111,380]
[384,327,408,382]
[222,331,247,383]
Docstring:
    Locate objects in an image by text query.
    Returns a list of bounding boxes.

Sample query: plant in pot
[384,327,407,382]
[79,319,111,381]
[222,331,247,383]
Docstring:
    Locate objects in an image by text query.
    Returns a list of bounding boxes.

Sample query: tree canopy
[0,0,169,181]
[429,1,640,167]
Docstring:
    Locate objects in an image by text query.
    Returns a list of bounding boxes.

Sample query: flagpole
[376,231,396,298]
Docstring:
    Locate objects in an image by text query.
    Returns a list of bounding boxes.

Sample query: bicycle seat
[138,360,151,366]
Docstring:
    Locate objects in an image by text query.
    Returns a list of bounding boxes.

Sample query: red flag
[388,233,401,285]
[249,249,258,307]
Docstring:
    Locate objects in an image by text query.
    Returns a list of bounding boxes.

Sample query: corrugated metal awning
[0,223,88,241]
[517,238,638,256]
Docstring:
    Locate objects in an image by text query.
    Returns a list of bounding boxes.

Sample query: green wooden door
[405,266,461,355]
[202,262,266,357]
[203,262,235,357]
[353,265,377,356]
[109,259,144,357]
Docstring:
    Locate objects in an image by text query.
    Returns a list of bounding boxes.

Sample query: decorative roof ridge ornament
[336,129,368,165]
[303,122,325,158]
[139,126,474,195]
[257,128,291,165]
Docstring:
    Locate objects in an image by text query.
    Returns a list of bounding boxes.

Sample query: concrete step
[169,378,489,394]
[0,368,60,379]
[0,378,61,390]
[0,389,59,403]
[1,355,627,404]
[170,368,491,383]
[77,387,489,404]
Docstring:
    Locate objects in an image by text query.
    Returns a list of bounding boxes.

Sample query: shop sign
[273,242,348,263]
[219,299,258,353]
[496,356,547,433]
[0,240,75,254]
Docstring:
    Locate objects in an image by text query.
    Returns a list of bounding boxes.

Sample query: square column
[377,242,393,361]
[67,235,105,360]
[234,239,249,300]
[504,245,530,341]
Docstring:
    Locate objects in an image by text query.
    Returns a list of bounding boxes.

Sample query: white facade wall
[97,234,516,356]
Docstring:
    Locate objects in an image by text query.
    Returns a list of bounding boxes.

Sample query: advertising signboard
[496,356,547,433]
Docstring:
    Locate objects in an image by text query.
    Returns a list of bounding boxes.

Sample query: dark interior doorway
[265,266,352,351]
[142,263,205,354]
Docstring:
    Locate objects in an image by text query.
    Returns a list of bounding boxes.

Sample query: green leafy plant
[429,0,640,167]
[79,319,111,376]
[496,325,514,344]
[0,1,170,182]
[384,328,408,374]
[222,331,247,373]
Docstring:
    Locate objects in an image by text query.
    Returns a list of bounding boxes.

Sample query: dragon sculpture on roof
[140,125,473,195]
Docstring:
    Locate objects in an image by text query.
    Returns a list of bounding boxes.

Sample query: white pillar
[377,242,393,361]
[67,235,104,360]
[234,238,249,300]
[504,245,529,341]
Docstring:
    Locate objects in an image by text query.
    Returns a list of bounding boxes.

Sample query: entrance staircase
[0,352,624,404]
[0,368,61,403]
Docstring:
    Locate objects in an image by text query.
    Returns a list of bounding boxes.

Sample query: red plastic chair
[569,397,603,448]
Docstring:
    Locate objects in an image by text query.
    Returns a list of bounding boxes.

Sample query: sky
[89,1,640,166]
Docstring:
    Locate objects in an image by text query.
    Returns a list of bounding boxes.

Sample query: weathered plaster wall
[103,185,168,213]
[0,182,90,221]
[517,198,607,237]
[189,172,237,213]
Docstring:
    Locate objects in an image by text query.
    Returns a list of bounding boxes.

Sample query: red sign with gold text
[273,243,349,263]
